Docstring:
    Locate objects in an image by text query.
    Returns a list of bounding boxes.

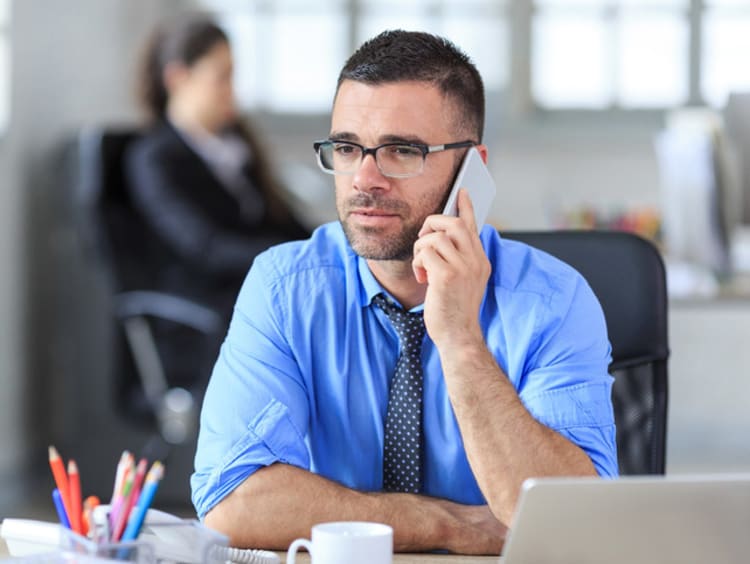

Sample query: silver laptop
[501,474,750,564]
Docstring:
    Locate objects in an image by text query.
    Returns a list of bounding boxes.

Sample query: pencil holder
[1,510,228,563]
[65,528,153,562]
[90,506,228,563]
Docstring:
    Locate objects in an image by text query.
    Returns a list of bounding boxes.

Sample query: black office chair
[76,126,224,442]
[69,127,225,503]
[503,230,669,475]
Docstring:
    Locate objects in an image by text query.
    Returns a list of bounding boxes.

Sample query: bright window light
[702,10,750,107]
[618,13,688,107]
[532,0,688,109]
[533,12,611,108]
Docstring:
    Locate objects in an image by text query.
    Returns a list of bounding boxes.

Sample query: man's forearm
[440,342,597,525]
[203,463,506,555]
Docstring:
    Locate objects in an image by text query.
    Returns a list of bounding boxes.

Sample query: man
[192,30,618,555]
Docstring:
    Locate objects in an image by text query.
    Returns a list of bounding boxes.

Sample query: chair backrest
[503,230,669,475]
[76,127,168,292]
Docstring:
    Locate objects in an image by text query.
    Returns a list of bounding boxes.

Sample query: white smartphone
[442,146,497,232]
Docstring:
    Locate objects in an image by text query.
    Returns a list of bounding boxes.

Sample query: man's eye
[389,145,422,157]
[333,144,357,155]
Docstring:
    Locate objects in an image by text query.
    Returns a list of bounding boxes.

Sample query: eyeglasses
[313,139,476,179]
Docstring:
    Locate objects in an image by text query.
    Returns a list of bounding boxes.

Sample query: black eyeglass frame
[312,139,477,178]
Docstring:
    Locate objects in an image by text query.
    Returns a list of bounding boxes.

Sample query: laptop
[500,474,750,564]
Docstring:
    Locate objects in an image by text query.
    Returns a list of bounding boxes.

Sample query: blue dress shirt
[191,222,618,518]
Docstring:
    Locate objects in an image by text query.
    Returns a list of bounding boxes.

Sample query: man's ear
[475,144,489,164]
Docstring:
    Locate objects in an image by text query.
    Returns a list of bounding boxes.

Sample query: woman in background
[125,17,308,395]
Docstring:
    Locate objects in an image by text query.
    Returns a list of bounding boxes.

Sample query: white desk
[0,538,497,563]
[275,554,496,563]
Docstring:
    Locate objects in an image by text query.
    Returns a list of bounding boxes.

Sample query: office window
[357,0,509,92]
[201,0,748,115]
[202,0,508,113]
[0,0,9,132]
[702,0,750,108]
[532,0,689,109]
[215,0,348,113]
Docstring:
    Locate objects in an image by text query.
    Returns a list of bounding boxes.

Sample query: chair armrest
[112,291,223,335]
[111,291,224,445]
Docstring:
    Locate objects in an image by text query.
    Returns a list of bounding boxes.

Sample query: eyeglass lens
[319,142,424,177]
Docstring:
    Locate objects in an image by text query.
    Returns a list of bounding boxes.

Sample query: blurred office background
[3,0,750,516]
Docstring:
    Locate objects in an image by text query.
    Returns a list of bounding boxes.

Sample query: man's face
[331,80,466,261]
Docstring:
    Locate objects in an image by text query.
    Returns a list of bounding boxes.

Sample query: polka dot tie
[373,293,426,494]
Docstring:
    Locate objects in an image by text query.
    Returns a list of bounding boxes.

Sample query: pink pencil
[108,453,134,534]
[111,458,148,541]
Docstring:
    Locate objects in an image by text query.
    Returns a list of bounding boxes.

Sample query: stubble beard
[338,182,453,261]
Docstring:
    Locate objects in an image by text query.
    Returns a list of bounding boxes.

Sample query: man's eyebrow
[328,132,429,145]
[328,131,359,141]
[380,134,428,145]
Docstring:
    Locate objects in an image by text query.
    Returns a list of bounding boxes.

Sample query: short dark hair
[336,30,485,142]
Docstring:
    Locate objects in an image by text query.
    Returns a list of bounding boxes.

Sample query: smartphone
[442,147,497,232]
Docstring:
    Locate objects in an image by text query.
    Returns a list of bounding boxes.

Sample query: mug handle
[286,538,313,564]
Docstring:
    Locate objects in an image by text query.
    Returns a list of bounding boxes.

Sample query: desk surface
[0,538,497,563]
[275,554,497,563]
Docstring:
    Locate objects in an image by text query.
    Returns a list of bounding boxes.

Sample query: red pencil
[128,458,149,506]
[68,459,83,535]
[48,446,71,526]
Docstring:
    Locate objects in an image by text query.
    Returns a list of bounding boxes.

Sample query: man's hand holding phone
[413,147,496,349]
[413,189,491,351]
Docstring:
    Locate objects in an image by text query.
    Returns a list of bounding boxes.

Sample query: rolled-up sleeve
[518,274,619,478]
[191,257,310,518]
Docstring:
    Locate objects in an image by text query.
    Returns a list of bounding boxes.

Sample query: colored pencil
[109,450,130,504]
[111,458,147,541]
[108,453,134,532]
[129,458,149,505]
[119,461,164,542]
[52,488,71,529]
[67,460,82,535]
[48,446,71,526]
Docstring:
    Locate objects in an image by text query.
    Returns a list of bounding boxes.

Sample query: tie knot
[373,294,425,349]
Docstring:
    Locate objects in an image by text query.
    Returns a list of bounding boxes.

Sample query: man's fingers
[457,189,478,233]
[414,230,464,266]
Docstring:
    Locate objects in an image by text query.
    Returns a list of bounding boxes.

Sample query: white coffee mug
[286,521,393,564]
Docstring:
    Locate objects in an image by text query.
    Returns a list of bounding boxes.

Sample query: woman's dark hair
[138,17,228,120]
[337,30,485,142]
[136,17,301,228]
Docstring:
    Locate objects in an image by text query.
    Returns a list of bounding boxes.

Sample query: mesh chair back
[503,230,669,474]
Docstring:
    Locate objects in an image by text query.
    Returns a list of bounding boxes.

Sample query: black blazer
[125,120,308,313]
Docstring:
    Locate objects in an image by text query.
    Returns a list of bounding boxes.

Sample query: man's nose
[352,153,390,192]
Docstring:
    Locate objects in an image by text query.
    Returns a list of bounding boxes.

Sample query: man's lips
[349,208,399,217]
[348,208,401,227]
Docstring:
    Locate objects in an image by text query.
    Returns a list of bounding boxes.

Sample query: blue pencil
[52,488,71,529]
[119,461,164,542]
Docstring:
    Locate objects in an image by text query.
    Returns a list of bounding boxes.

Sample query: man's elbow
[203,501,238,545]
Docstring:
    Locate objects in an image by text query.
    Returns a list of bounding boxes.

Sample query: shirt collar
[356,255,425,313]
